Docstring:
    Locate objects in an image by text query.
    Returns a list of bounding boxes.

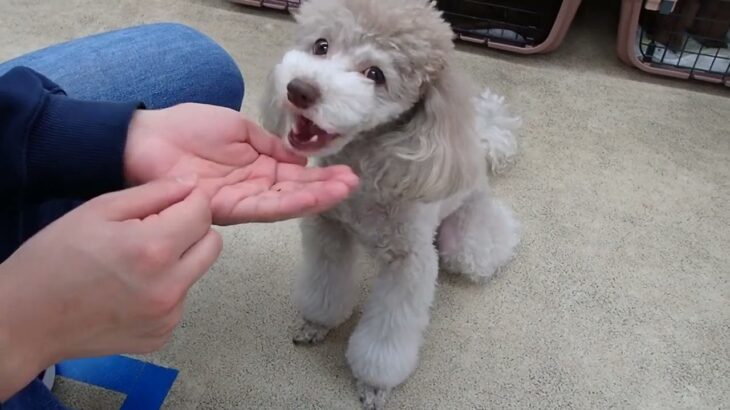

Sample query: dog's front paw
[358,380,390,410]
[292,319,330,345]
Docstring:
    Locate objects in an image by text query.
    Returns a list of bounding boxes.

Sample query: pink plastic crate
[441,0,583,54]
[617,0,730,86]
[231,0,582,55]
[230,0,300,10]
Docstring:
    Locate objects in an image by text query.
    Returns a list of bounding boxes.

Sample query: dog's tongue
[288,116,336,151]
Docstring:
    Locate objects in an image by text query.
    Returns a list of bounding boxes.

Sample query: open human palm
[125,103,358,224]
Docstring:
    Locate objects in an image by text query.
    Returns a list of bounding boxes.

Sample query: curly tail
[473,88,521,174]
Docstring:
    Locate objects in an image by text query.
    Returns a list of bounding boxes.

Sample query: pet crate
[617,0,730,86]
[231,0,582,54]
[437,0,583,54]
[229,0,300,10]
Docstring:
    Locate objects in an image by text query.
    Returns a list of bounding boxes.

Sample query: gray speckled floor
[1,0,728,408]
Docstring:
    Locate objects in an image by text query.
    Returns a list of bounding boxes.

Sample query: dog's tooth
[311,135,319,143]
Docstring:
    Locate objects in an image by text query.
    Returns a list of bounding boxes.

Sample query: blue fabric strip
[56,355,178,410]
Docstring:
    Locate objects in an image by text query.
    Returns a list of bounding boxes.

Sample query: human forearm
[0,177,220,401]
[0,263,55,402]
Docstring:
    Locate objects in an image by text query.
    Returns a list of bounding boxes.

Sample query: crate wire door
[619,0,730,85]
[440,0,582,54]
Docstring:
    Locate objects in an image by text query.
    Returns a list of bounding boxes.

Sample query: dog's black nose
[287,79,320,109]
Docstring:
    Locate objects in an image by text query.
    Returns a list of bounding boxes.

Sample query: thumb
[96,176,198,221]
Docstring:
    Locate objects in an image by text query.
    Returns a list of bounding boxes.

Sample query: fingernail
[176,174,198,186]
[341,174,360,187]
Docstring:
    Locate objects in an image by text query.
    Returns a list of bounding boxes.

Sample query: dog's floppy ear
[387,66,483,203]
[259,68,289,137]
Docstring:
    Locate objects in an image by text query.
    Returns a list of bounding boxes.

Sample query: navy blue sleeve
[0,66,142,202]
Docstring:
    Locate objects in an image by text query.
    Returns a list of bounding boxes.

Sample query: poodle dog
[260,0,521,407]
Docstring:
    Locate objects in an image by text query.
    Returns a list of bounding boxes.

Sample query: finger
[242,118,307,165]
[275,164,359,186]
[223,163,358,195]
[209,180,270,225]
[217,180,353,224]
[262,180,352,221]
[286,180,354,216]
[145,189,213,257]
[330,168,359,188]
[173,229,223,292]
[97,176,197,221]
[208,165,358,225]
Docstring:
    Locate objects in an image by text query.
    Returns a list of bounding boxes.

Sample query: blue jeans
[0,23,244,410]
[0,22,244,108]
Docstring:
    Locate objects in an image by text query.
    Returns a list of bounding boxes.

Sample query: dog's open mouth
[288,115,339,152]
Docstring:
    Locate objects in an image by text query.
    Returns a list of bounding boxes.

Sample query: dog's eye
[313,38,328,56]
[363,66,386,85]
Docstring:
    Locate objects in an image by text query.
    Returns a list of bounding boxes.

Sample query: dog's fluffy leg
[438,189,520,282]
[292,216,358,345]
[346,207,439,409]
[357,380,390,410]
[474,88,521,174]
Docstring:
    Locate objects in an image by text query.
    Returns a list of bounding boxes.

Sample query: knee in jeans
[146,22,245,110]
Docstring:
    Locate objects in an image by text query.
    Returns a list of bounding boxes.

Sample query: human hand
[0,177,220,400]
[124,103,358,225]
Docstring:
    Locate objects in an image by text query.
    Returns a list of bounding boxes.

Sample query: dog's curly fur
[260,0,521,407]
